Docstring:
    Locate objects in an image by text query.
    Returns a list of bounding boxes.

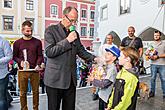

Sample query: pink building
[45,0,95,48]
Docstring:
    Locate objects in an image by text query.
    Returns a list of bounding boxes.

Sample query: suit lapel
[57,23,67,39]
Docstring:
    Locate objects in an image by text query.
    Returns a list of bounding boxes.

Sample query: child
[106,47,139,110]
[88,46,120,110]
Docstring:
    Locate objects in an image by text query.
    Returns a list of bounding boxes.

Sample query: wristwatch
[157,55,159,59]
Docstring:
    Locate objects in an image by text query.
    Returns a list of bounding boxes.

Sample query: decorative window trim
[50,4,58,18]
[81,9,87,18]
[4,0,12,8]
[90,27,94,37]
[100,4,108,21]
[119,0,131,15]
[26,0,34,11]
[90,10,95,20]
[81,27,87,36]
[2,15,14,31]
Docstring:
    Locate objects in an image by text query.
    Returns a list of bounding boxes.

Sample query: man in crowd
[98,33,117,56]
[0,36,13,110]
[148,30,165,98]
[120,26,143,57]
[120,26,143,75]
[44,6,96,110]
[13,20,43,110]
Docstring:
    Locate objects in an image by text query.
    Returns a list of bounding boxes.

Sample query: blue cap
[105,46,120,58]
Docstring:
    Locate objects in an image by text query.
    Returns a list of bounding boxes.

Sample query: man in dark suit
[44,6,96,110]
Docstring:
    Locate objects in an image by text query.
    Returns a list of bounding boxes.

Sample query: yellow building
[0,0,45,45]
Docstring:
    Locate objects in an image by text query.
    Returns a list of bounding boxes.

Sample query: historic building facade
[0,0,45,46]
[45,0,95,47]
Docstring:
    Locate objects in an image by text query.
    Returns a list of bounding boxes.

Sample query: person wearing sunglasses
[44,6,96,110]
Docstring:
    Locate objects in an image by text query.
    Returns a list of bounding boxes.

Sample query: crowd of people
[0,6,164,110]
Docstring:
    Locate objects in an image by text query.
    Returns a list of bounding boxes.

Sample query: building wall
[0,0,18,35]
[45,0,62,18]
[38,0,45,38]
[95,0,165,44]
[45,0,95,47]
[45,0,62,28]
[0,0,45,43]
[94,0,165,70]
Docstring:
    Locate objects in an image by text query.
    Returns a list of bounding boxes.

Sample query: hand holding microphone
[66,25,77,43]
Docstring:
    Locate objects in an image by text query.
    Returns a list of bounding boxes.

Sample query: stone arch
[103,31,121,47]
[138,27,165,41]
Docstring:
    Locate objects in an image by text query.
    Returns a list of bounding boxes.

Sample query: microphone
[69,25,76,32]
[69,25,76,46]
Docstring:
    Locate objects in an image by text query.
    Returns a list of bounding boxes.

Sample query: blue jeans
[150,64,165,96]
[0,75,9,110]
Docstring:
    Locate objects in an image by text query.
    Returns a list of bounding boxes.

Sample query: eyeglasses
[65,15,77,23]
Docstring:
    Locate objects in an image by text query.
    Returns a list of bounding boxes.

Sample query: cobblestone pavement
[9,75,165,110]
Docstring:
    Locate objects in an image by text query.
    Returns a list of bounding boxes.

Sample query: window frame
[3,16,14,31]
[81,27,87,36]
[50,4,58,15]
[81,9,87,18]
[90,27,94,37]
[119,0,131,15]
[26,0,34,10]
[90,10,95,20]
[4,0,12,8]
[100,4,108,21]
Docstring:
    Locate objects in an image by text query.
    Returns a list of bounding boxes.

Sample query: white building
[93,0,165,73]
[93,0,165,49]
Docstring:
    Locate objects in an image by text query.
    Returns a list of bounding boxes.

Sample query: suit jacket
[44,23,95,89]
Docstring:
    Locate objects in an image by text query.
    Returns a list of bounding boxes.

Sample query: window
[51,5,58,15]
[120,0,131,15]
[4,0,12,8]
[90,11,95,19]
[26,0,33,10]
[3,16,13,31]
[81,10,87,18]
[81,27,87,36]
[90,28,94,36]
[101,5,108,20]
